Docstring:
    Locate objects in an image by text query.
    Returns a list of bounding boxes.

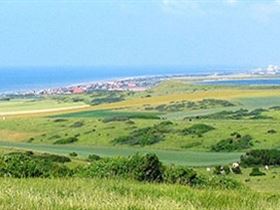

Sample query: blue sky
[0,0,280,68]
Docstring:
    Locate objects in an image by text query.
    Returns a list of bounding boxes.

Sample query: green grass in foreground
[0,178,279,210]
[0,141,242,166]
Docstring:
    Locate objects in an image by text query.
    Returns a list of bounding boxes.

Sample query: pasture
[0,141,241,166]
[0,98,89,116]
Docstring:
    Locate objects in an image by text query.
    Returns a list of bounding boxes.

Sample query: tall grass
[0,178,279,210]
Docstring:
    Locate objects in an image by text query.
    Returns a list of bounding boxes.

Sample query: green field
[1,80,280,209]
[0,141,241,166]
[0,98,88,115]
[53,110,161,119]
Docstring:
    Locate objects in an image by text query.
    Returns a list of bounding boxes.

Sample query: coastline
[1,70,280,97]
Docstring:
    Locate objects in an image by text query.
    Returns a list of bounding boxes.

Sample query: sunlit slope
[0,99,89,116]
[92,88,280,110]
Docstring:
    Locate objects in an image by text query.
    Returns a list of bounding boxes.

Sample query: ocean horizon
[0,66,247,93]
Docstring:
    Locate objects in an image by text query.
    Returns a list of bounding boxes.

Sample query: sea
[2,66,280,94]
[0,66,243,94]
[202,78,280,86]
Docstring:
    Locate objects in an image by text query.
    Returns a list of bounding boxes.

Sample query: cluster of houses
[1,77,162,98]
[40,77,159,95]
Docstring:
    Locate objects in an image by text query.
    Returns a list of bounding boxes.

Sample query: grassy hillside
[2,81,280,151]
[0,178,279,210]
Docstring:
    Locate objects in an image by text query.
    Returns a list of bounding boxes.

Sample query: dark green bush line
[102,113,160,123]
[0,152,72,178]
[199,108,271,120]
[241,149,280,167]
[4,151,71,163]
[91,96,124,105]
[211,134,253,152]
[145,99,235,112]
[112,121,173,146]
[75,153,241,189]
[0,152,241,189]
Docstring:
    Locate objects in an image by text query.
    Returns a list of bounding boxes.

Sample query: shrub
[211,135,253,152]
[267,129,277,134]
[240,149,280,167]
[113,122,173,146]
[0,153,72,178]
[164,165,199,186]
[87,154,101,161]
[77,153,163,182]
[54,137,78,144]
[53,119,68,123]
[71,121,84,128]
[69,152,78,157]
[3,152,71,163]
[37,153,71,163]
[91,96,124,105]
[249,167,266,176]
[205,176,242,189]
[182,124,215,136]
[201,108,271,120]
[102,116,129,123]
[130,153,163,182]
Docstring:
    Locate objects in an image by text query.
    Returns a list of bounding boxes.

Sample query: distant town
[1,65,280,98]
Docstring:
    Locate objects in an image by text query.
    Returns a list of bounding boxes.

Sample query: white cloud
[159,0,280,21]
[275,0,280,5]
[160,0,205,15]
[250,1,280,22]
[226,0,238,6]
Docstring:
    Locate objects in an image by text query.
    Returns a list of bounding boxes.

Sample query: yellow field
[0,129,38,142]
[92,88,280,110]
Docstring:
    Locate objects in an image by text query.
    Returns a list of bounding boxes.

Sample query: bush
[113,122,173,146]
[102,116,129,123]
[249,167,266,176]
[91,96,124,105]
[3,152,71,163]
[182,124,215,136]
[211,135,253,152]
[267,129,277,134]
[69,152,78,157]
[87,154,101,161]
[53,119,68,123]
[54,137,78,144]
[0,153,72,178]
[240,149,280,167]
[130,153,163,182]
[77,153,163,182]
[164,165,199,186]
[205,176,242,189]
[71,121,84,128]
[37,153,71,163]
